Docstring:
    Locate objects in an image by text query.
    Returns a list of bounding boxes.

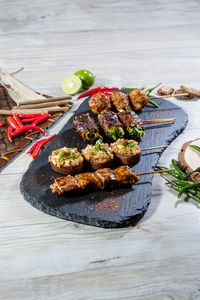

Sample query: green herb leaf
[91,151,95,156]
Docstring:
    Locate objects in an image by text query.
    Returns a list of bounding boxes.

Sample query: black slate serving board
[20,96,188,228]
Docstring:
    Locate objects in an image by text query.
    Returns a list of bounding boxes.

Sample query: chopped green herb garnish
[129,143,135,148]
[91,151,95,156]
[56,149,60,154]
[60,156,67,161]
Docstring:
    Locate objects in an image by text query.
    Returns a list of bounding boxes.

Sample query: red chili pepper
[101,90,114,96]
[12,113,24,128]
[7,126,13,142]
[11,125,45,137]
[77,86,119,99]
[32,113,51,126]
[21,116,42,123]
[7,116,20,130]
[27,140,44,154]
[0,121,4,127]
[31,134,56,158]
[18,114,42,119]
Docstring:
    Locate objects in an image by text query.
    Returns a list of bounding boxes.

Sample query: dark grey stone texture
[20,96,188,228]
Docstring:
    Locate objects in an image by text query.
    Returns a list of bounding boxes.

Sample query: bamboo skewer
[137,168,175,176]
[18,95,72,106]
[14,99,70,109]
[148,93,189,99]
[141,145,168,151]
[143,118,175,125]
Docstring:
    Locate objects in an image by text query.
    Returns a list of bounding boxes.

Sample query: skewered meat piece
[50,175,81,195]
[75,172,103,190]
[98,111,125,140]
[180,85,200,98]
[89,93,112,115]
[110,91,130,112]
[50,166,139,195]
[114,165,139,186]
[128,89,149,111]
[174,89,193,100]
[73,113,102,141]
[95,168,117,189]
[118,111,145,138]
[157,86,174,95]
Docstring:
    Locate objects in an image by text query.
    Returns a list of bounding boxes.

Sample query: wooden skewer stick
[10,67,24,75]
[148,93,189,99]
[14,99,70,109]
[143,118,175,125]
[18,95,72,106]
[137,168,175,176]
[141,145,168,151]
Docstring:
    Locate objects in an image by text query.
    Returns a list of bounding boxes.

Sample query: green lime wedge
[62,75,82,95]
[74,69,95,89]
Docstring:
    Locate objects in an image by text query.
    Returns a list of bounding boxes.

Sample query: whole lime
[74,69,95,89]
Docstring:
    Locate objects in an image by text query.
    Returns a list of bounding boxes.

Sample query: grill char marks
[73,113,102,141]
[118,111,144,131]
[75,173,103,190]
[89,93,112,115]
[95,168,117,189]
[110,91,130,112]
[50,176,81,195]
[98,111,124,140]
[128,89,149,111]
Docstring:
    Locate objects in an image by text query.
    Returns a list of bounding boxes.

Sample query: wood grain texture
[0,0,200,299]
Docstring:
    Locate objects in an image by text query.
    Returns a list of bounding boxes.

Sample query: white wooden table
[1,1,200,299]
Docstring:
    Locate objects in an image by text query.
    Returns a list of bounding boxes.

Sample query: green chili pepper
[121,87,145,91]
[148,99,159,108]
[178,183,200,198]
[171,183,200,203]
[187,191,200,204]
[156,166,186,180]
[189,144,200,153]
[171,159,187,176]
[145,82,161,96]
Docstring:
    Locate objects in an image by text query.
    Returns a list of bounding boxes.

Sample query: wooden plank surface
[0,0,200,299]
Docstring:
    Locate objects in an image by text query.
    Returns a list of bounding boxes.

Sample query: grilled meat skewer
[110,91,131,112]
[98,111,125,140]
[50,165,139,195]
[89,93,112,115]
[73,113,102,141]
[50,165,175,195]
[128,89,149,111]
[118,111,145,138]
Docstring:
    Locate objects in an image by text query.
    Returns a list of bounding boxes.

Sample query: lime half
[74,69,95,89]
[62,75,82,95]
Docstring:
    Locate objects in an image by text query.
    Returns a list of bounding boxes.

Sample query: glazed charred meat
[95,168,117,189]
[157,86,174,95]
[114,165,139,186]
[128,89,149,111]
[110,91,130,112]
[75,173,102,190]
[118,111,145,138]
[73,113,102,141]
[89,93,112,115]
[50,175,81,195]
[98,111,124,140]
[50,165,139,195]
